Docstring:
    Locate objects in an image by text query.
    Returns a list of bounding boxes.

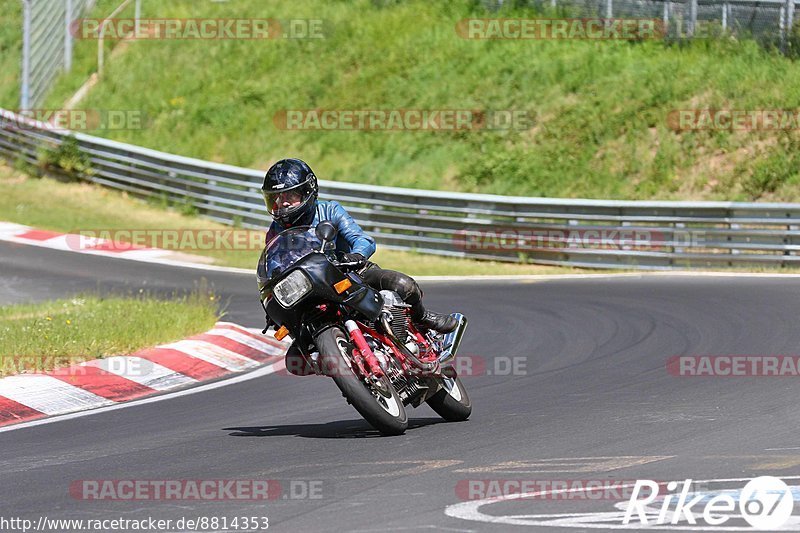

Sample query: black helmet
[261,158,318,227]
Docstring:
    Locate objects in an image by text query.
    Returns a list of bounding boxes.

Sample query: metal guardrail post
[689,0,698,36]
[783,0,795,52]
[20,0,32,109]
[722,1,728,30]
[65,0,74,71]
[780,4,787,49]
[729,221,740,256]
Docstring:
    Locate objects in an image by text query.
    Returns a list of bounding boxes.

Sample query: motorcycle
[257,221,471,435]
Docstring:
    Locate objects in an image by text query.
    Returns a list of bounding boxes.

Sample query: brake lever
[332,260,364,270]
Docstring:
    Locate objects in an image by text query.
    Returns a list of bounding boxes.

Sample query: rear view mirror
[315,221,337,243]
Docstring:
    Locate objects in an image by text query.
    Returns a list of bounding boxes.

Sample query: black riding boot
[410,302,458,334]
[360,263,458,333]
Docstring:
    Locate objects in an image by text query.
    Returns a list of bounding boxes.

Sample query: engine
[379,290,409,341]
[373,290,429,405]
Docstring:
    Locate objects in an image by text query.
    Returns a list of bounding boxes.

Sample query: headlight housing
[273,270,312,308]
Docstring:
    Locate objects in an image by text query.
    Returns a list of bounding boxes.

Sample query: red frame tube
[346,321,384,378]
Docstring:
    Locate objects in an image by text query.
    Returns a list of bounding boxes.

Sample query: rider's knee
[390,272,422,304]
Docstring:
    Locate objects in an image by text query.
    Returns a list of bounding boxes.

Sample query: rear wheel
[426,374,471,422]
[315,326,408,436]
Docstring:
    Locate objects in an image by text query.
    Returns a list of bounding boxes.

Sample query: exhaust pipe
[378,312,438,372]
[438,313,467,365]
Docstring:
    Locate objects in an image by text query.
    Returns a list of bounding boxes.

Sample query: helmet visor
[262,180,314,220]
[264,189,304,215]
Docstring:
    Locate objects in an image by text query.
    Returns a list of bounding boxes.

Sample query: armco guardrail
[2,108,800,270]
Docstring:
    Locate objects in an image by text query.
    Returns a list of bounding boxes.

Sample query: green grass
[0,292,220,375]
[0,0,128,109]
[22,0,800,203]
[0,160,264,268]
[0,161,585,275]
[0,1,22,109]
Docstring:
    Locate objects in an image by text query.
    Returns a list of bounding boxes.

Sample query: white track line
[204,328,284,355]
[0,375,114,415]
[445,475,800,530]
[158,340,262,371]
[82,356,197,391]
[0,222,29,237]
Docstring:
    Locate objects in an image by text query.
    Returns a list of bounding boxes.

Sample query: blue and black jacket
[265,200,376,259]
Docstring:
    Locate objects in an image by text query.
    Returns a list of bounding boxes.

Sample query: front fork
[344,319,385,379]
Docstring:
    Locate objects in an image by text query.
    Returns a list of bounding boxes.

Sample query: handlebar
[331,259,365,270]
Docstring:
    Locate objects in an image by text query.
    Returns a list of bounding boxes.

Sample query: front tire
[315,326,408,436]
[426,374,471,422]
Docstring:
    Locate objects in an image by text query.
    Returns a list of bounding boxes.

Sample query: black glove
[340,252,365,265]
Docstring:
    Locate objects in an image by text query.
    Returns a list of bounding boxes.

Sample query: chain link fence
[496,0,798,51]
[20,0,96,109]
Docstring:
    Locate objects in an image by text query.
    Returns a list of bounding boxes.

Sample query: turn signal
[334,278,352,294]
[274,325,290,340]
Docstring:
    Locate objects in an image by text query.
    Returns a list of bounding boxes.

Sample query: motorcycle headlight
[273,270,312,308]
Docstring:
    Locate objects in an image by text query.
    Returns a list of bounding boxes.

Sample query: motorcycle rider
[257,158,458,375]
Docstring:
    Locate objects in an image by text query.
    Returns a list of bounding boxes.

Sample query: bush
[37,136,93,181]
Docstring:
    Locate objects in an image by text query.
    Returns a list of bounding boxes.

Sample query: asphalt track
[2,240,800,532]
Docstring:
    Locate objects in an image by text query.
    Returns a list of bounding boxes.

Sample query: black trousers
[358,262,424,314]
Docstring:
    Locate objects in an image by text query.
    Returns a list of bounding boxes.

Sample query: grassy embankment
[32,0,800,202]
[0,292,219,376]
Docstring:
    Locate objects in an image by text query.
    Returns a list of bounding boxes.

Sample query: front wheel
[315,326,408,436]
[426,374,471,422]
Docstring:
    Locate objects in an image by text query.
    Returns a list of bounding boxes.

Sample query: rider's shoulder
[316,199,347,216]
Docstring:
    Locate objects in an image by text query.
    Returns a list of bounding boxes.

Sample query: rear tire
[316,326,408,436]
[426,375,471,422]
